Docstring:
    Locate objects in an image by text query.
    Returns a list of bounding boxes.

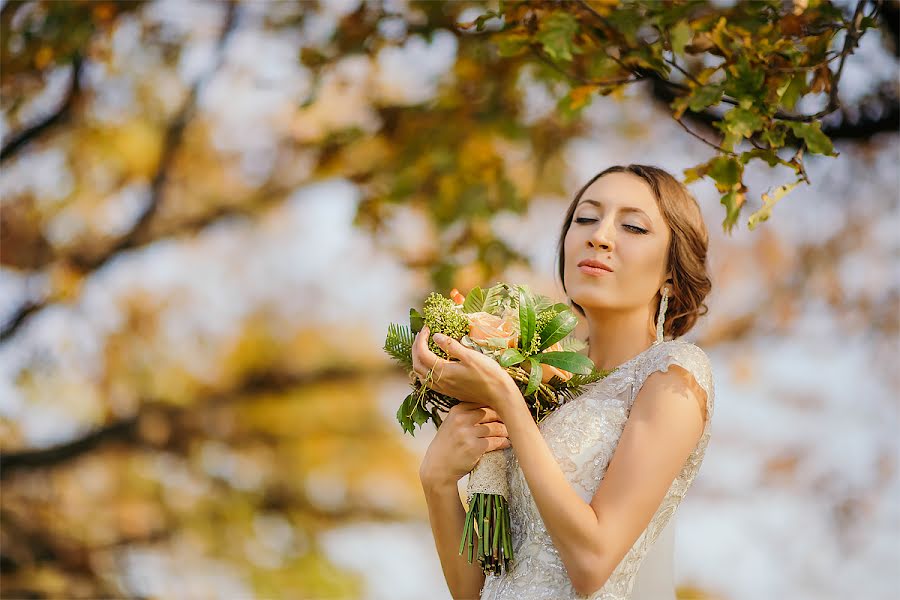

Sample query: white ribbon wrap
[465,447,511,504]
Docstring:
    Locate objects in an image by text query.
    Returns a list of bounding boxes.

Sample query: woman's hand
[411,324,514,411]
[419,403,511,488]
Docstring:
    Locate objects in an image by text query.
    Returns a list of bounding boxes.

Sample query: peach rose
[523,341,574,383]
[467,311,519,349]
[449,288,466,305]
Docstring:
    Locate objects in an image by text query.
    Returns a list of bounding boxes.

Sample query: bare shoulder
[636,340,711,426]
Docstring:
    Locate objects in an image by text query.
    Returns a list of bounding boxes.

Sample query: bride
[412,164,715,600]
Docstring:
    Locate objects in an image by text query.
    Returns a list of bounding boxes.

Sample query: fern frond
[557,335,587,353]
[384,323,414,371]
[565,366,613,389]
[481,282,508,315]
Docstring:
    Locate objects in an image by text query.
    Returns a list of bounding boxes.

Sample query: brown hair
[556,164,711,340]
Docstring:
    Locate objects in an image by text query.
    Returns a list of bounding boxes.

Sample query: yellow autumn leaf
[747,180,802,230]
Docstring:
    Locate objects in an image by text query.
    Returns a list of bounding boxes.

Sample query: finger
[483,437,512,453]
[411,327,433,382]
[416,327,461,384]
[474,407,503,424]
[414,325,439,373]
[475,422,508,438]
[411,327,426,371]
[430,331,468,363]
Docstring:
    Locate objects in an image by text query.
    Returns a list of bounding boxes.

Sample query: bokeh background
[1,1,898,599]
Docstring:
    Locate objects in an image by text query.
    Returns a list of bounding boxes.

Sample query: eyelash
[573,217,648,234]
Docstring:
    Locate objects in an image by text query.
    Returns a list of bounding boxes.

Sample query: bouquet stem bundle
[385,282,611,576]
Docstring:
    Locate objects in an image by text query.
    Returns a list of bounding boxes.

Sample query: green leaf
[499,348,526,367]
[859,15,878,30]
[534,351,594,375]
[518,286,536,356]
[787,122,836,156]
[739,148,789,168]
[747,180,802,230]
[537,311,578,350]
[551,302,570,314]
[496,32,530,57]
[760,124,787,147]
[524,357,542,397]
[396,394,415,434]
[688,85,724,112]
[474,10,501,32]
[536,11,580,62]
[411,400,431,431]
[708,155,743,191]
[778,73,806,111]
[462,286,485,313]
[669,20,692,57]
[720,187,746,233]
[409,308,424,334]
[724,107,764,138]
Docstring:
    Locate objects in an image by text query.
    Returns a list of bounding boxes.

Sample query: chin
[568,287,611,310]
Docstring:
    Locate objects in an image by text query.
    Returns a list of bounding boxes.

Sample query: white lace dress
[479,339,716,600]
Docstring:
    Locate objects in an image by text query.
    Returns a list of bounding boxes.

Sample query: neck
[583,306,656,372]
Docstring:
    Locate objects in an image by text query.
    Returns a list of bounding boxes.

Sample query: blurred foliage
[0,0,897,597]
[2,0,895,299]
[459,0,883,231]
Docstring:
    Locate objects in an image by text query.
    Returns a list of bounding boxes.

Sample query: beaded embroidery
[479,340,715,599]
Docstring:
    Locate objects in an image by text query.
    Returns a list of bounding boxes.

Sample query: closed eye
[573,217,648,234]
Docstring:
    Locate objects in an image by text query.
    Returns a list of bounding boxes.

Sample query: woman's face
[564,172,672,314]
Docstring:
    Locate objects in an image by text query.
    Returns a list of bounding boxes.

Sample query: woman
[413,164,715,600]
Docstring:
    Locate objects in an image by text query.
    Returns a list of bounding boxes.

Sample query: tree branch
[1,0,240,343]
[0,54,83,163]
[0,363,397,477]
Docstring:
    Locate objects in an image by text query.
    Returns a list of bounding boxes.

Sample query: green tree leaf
[787,121,837,156]
[689,85,724,112]
[669,20,692,57]
[723,107,764,138]
[536,11,580,62]
[496,32,530,57]
[708,155,743,191]
[778,73,807,111]
[720,187,747,232]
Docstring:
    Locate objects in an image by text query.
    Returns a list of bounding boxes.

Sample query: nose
[587,215,615,252]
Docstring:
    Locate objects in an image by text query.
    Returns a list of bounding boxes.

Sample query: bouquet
[383,282,611,575]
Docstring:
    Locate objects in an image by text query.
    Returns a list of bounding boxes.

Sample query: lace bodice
[479,339,715,600]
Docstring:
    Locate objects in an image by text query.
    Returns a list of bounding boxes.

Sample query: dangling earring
[655,286,669,344]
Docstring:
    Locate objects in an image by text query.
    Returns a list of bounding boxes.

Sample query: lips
[577,258,613,272]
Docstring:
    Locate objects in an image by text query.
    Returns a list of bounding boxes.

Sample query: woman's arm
[420,473,486,600]
[496,365,706,597]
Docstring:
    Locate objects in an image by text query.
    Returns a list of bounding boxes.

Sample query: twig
[1,0,241,343]
[673,116,738,156]
[1,54,83,162]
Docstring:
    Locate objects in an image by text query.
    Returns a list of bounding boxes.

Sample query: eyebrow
[577,198,649,217]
